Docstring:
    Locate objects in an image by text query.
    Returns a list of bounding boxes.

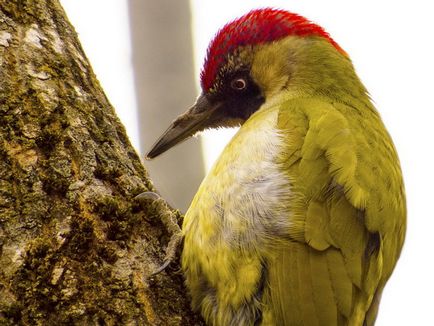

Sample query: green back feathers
[261,95,405,325]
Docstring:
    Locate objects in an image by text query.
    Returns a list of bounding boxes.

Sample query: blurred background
[60,0,434,324]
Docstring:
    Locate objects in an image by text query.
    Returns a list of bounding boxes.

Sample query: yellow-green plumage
[181,34,405,326]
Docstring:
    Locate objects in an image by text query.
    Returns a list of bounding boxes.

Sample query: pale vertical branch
[129,0,204,212]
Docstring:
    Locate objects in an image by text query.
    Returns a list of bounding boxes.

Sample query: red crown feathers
[200,8,345,91]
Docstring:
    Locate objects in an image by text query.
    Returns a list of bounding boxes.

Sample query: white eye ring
[230,78,247,91]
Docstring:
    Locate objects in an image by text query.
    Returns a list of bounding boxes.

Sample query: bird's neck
[251,36,375,112]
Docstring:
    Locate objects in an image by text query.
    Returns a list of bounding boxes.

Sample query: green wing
[265,98,406,326]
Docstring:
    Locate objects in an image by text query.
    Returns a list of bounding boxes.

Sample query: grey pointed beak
[146,94,220,159]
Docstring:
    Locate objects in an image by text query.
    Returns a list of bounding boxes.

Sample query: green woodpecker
[146,8,406,326]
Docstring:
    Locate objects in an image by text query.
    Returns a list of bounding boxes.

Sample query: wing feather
[266,98,405,325]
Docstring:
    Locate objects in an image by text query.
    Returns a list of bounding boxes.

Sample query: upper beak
[146,94,220,159]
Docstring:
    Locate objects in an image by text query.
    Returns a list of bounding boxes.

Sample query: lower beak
[146,94,220,159]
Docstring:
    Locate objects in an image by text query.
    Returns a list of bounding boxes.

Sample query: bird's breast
[182,110,291,318]
[183,108,292,247]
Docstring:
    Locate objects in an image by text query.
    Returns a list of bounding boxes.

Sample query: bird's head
[146,8,348,159]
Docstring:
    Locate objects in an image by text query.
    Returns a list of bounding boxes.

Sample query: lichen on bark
[0,0,201,324]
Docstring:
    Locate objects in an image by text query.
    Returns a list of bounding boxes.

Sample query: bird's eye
[230,78,247,91]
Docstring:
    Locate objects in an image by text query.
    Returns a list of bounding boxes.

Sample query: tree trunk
[0,0,202,324]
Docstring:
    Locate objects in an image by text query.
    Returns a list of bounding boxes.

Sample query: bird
[146,8,406,326]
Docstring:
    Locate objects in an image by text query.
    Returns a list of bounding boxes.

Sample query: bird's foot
[135,191,183,276]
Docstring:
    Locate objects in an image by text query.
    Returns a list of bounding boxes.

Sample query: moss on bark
[0,0,202,324]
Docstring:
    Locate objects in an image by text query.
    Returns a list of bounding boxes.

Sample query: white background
[61,1,434,324]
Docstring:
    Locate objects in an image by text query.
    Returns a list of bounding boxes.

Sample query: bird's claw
[151,259,172,276]
[135,191,161,201]
[135,191,183,276]
[150,229,183,276]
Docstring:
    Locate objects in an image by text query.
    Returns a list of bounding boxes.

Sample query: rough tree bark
[0,0,202,324]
